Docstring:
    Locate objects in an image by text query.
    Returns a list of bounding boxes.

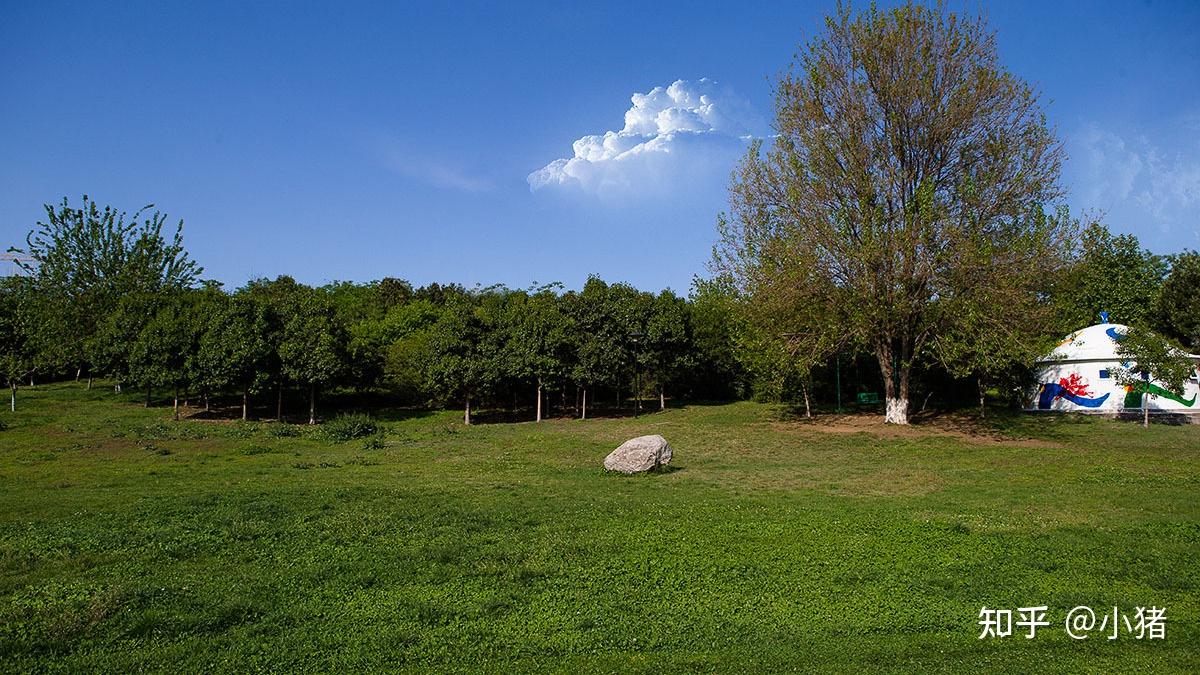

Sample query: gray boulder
[603,434,672,473]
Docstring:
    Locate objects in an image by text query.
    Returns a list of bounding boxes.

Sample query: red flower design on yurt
[1057,373,1092,397]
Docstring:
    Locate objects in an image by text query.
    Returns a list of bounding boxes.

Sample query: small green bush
[361,435,386,451]
[321,413,377,442]
[264,424,299,438]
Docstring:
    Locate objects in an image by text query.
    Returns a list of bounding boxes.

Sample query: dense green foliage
[0,384,1196,671]
[1156,251,1200,350]
[717,2,1069,424]
[2,191,1197,425]
[1054,222,1169,331]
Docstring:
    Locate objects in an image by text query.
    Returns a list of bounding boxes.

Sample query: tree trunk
[173,386,180,421]
[464,394,471,425]
[242,387,250,421]
[308,382,316,425]
[146,386,152,408]
[660,387,665,411]
[802,383,812,419]
[204,390,210,412]
[978,377,987,419]
[87,377,93,390]
[1144,395,1151,428]
[76,367,81,382]
[581,387,587,420]
[536,378,543,422]
[10,382,15,412]
[878,343,910,425]
[276,382,283,421]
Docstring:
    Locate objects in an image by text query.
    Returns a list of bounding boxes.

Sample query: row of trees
[0,200,739,421]
[2,193,1195,423]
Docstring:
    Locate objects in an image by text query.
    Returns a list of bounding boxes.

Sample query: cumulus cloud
[1073,122,1200,245]
[528,78,764,196]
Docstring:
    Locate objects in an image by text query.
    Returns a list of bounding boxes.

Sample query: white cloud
[529,78,764,196]
[1073,121,1200,246]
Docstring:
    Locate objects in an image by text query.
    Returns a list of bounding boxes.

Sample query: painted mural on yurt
[1026,318,1200,413]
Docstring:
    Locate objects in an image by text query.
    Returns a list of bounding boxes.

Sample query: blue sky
[2,0,1198,293]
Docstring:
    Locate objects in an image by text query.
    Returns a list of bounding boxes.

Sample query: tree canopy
[715,1,1071,423]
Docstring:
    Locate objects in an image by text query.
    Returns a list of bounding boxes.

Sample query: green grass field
[1,383,1197,672]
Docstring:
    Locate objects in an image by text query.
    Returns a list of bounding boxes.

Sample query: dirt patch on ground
[771,412,1061,448]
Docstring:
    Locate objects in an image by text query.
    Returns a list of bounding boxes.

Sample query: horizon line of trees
[0,198,745,422]
[1,194,1196,425]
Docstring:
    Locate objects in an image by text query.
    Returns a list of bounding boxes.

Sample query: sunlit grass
[1,383,1197,671]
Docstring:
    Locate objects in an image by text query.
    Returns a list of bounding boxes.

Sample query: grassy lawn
[1,383,1197,672]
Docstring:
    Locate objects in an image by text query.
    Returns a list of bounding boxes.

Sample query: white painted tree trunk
[308,383,316,425]
[802,384,811,419]
[10,383,15,412]
[243,388,250,421]
[464,395,471,425]
[660,388,665,411]
[885,397,909,425]
[536,378,542,422]
[581,387,587,420]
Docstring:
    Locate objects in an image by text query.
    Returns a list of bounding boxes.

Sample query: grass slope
[1,383,1198,672]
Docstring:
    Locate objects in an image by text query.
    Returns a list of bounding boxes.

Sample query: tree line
[0,197,740,421]
[1,194,1196,423]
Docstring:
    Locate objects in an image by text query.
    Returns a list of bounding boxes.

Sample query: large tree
[12,196,202,383]
[716,2,1069,423]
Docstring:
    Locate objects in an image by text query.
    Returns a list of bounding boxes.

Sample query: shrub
[264,424,299,438]
[321,413,378,442]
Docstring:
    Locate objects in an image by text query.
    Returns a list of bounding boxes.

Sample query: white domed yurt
[1026,316,1200,414]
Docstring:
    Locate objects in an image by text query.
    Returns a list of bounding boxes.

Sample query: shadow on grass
[771,400,1114,444]
[603,464,684,476]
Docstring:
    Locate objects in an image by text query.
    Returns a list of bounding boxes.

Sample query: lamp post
[629,330,644,417]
